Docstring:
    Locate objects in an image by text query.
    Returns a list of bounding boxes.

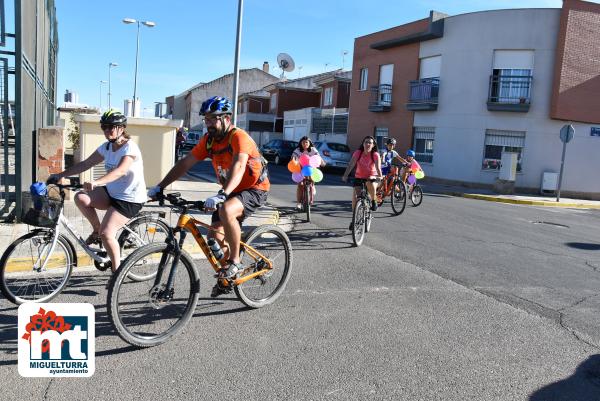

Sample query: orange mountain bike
[107,192,292,347]
[375,167,407,215]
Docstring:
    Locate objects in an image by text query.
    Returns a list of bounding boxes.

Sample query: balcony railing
[406,78,439,111]
[487,75,532,112]
[369,84,392,112]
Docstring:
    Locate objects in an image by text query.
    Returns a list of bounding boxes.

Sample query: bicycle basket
[20,192,63,228]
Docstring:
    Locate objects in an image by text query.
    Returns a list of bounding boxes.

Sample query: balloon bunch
[407,161,425,185]
[288,154,324,183]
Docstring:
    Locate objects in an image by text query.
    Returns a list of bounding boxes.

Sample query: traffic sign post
[556,124,574,202]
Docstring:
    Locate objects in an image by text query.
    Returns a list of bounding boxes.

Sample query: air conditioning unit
[541,172,558,194]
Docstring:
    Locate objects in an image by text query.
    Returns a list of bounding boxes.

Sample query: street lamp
[99,80,107,111]
[123,18,156,117]
[108,62,118,109]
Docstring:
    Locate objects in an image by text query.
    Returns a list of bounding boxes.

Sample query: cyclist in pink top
[342,136,383,227]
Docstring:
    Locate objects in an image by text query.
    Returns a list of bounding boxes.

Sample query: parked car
[261,139,298,165]
[315,141,351,170]
[183,131,203,150]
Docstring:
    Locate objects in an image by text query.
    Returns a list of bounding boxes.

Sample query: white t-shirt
[292,147,319,159]
[96,141,146,204]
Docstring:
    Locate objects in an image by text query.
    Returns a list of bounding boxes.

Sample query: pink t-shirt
[353,150,380,179]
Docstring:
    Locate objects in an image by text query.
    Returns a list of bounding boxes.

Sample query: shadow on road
[287,227,354,250]
[529,354,600,400]
[566,242,600,251]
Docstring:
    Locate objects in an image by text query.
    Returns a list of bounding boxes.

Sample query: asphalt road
[1,160,599,400]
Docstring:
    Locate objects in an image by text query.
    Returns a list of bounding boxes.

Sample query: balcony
[487,75,532,112]
[406,78,439,111]
[369,84,392,112]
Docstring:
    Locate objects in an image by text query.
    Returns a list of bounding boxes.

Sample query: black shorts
[102,187,143,219]
[211,188,268,224]
[353,178,380,187]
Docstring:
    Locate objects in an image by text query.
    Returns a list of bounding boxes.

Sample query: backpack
[206,128,269,184]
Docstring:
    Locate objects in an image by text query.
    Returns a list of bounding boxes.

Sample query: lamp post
[123,18,156,117]
[108,62,118,109]
[231,0,244,125]
[99,80,107,111]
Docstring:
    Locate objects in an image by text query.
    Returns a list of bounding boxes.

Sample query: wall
[347,19,428,151]
[75,115,182,189]
[36,127,63,182]
[550,0,600,124]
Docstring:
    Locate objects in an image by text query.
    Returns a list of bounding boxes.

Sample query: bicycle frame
[158,212,274,290]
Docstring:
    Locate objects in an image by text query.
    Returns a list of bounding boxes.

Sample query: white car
[315,141,351,169]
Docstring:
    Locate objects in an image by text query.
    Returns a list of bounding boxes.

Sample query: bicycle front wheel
[118,216,171,282]
[391,179,407,215]
[352,199,367,247]
[304,183,311,223]
[0,230,73,304]
[411,185,423,206]
[107,242,200,347]
[235,225,292,309]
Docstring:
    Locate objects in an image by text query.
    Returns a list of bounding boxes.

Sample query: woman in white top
[292,136,324,210]
[49,110,146,272]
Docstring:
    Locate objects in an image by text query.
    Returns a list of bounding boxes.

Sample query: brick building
[348,0,600,197]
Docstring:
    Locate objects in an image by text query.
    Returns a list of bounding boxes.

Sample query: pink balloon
[309,154,322,168]
[292,172,303,183]
[299,154,311,167]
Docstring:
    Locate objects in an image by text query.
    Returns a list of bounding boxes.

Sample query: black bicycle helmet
[386,138,397,145]
[100,109,127,126]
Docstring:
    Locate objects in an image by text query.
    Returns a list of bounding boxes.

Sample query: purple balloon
[292,172,303,183]
[407,175,416,185]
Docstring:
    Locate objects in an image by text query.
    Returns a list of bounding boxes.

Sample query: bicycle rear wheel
[118,216,171,282]
[411,185,423,206]
[352,199,367,247]
[391,179,407,215]
[235,225,292,308]
[0,230,73,304]
[107,242,200,347]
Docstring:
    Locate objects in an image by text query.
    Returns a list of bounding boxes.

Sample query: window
[270,93,277,110]
[413,127,435,163]
[359,68,368,90]
[328,143,350,152]
[490,69,532,103]
[374,127,388,149]
[482,129,525,171]
[324,87,333,106]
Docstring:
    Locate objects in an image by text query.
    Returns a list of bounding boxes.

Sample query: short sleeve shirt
[292,147,320,159]
[96,141,147,204]
[191,128,270,193]
[381,150,400,168]
[353,150,380,179]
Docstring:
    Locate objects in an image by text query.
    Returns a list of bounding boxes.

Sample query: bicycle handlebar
[46,177,83,191]
[151,192,205,211]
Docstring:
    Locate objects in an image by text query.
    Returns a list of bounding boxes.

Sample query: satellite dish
[277,53,295,78]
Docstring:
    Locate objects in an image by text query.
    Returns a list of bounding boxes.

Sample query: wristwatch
[218,189,229,197]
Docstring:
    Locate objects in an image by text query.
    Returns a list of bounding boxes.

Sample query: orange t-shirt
[191,128,270,193]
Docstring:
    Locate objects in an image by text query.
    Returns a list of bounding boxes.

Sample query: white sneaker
[296,203,302,210]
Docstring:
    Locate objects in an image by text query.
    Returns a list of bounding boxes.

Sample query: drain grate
[530,221,570,228]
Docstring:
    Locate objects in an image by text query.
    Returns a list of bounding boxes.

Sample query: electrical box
[541,172,558,194]
[499,152,518,181]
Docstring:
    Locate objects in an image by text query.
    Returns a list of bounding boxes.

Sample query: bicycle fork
[150,228,187,306]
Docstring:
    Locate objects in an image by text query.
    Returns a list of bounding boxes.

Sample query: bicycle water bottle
[30,182,47,211]
[207,238,224,260]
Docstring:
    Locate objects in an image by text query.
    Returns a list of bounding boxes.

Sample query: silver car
[315,141,351,169]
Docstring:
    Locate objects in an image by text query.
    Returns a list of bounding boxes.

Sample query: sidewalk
[0,177,290,268]
[421,181,600,209]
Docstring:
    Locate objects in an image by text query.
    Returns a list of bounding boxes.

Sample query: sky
[55,0,566,117]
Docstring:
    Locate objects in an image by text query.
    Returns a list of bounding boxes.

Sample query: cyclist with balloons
[288,136,325,210]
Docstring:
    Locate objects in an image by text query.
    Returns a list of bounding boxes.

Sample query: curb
[450,192,600,209]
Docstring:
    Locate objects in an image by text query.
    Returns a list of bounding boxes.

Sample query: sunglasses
[101,124,120,131]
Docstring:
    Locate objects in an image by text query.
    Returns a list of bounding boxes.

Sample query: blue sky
[55,0,566,116]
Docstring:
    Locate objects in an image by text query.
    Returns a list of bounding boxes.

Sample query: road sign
[559,124,574,143]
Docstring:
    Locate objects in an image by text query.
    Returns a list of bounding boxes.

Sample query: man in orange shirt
[147,96,269,296]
